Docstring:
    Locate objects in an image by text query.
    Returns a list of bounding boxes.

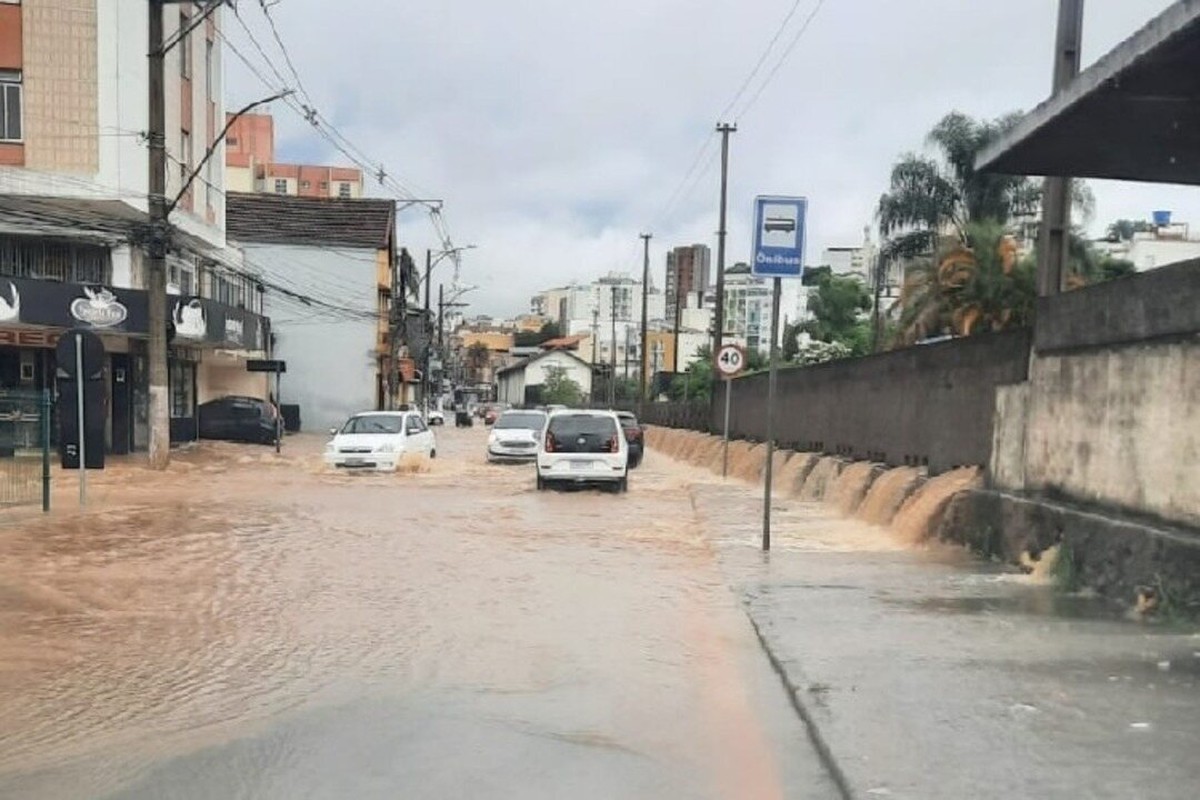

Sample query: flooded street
[0,429,836,799]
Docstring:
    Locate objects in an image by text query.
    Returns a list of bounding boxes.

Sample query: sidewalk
[671,459,1200,800]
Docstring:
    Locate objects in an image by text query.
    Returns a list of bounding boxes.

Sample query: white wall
[525,351,593,395]
[245,242,379,431]
[96,0,149,212]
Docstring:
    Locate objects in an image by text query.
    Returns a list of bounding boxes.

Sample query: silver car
[486,409,547,463]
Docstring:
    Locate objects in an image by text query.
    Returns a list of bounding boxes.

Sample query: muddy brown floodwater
[0,428,836,799]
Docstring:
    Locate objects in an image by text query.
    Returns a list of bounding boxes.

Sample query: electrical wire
[718,0,807,121]
[734,0,828,120]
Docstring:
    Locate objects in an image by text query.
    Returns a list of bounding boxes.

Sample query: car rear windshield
[495,412,546,430]
[341,415,403,434]
[548,415,617,437]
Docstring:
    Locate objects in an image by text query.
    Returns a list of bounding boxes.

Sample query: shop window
[169,360,195,419]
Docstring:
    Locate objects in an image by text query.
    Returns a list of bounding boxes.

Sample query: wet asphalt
[0,428,838,799]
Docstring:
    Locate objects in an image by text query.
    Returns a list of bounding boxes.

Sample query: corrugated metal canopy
[226,192,395,250]
[977,1,1200,184]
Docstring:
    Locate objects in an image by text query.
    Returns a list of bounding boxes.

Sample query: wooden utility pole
[147,0,170,469]
[639,233,651,402]
[146,0,224,468]
[712,123,737,356]
[609,284,618,407]
[1038,0,1084,295]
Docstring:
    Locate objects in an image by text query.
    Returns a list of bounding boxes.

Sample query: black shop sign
[0,276,147,334]
[171,296,265,350]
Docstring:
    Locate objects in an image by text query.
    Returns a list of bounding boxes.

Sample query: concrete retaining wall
[993,262,1200,530]
[720,329,1032,475]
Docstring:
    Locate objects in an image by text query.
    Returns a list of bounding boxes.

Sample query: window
[0,70,21,142]
[180,131,191,201]
[338,182,351,198]
[274,179,288,194]
[300,180,310,190]
[204,39,214,100]
[179,13,192,79]
[205,156,215,209]
[227,136,239,147]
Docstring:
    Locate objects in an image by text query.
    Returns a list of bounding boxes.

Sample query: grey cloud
[228,0,1194,316]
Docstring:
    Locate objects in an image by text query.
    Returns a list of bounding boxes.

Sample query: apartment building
[722,263,775,355]
[225,112,364,199]
[530,273,666,379]
[0,1,270,453]
[664,243,711,323]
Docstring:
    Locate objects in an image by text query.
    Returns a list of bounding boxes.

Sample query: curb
[744,606,856,800]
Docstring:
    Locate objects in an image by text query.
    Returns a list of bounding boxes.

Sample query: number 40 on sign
[715,344,747,379]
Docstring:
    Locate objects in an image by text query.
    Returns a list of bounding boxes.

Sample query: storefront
[0,276,268,454]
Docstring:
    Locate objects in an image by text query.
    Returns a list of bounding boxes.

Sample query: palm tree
[878,112,1040,260]
[893,222,1035,345]
[880,111,1099,346]
[464,342,491,384]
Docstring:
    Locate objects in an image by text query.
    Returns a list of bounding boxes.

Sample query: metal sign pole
[763,277,782,552]
[75,333,86,508]
[722,376,732,478]
[41,389,51,513]
[274,369,282,454]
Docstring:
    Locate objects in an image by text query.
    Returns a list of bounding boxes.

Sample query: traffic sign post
[752,195,808,551]
[247,359,287,453]
[715,344,746,479]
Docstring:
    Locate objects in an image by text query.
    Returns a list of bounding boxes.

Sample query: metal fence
[0,389,51,511]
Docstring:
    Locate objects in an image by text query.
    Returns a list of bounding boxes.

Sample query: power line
[718,0,807,121]
[735,0,828,120]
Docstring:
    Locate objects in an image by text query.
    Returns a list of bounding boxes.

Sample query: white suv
[536,410,629,492]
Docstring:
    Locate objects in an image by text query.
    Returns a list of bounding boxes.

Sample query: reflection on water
[0,431,820,799]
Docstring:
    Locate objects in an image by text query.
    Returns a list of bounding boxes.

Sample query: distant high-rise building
[225,112,364,199]
[665,244,711,322]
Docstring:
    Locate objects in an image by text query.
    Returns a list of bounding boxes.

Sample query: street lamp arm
[167,89,294,216]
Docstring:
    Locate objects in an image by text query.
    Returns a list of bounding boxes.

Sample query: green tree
[464,342,490,384]
[894,222,1035,345]
[668,345,714,402]
[782,322,802,362]
[1106,218,1153,242]
[514,321,563,348]
[877,112,1042,261]
[803,273,873,356]
[540,366,583,406]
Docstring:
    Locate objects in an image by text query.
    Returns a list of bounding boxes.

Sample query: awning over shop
[977,1,1200,184]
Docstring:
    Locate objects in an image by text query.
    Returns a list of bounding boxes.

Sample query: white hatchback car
[487,409,547,463]
[536,410,629,492]
[324,411,436,470]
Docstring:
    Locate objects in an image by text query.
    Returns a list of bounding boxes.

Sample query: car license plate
[570,460,591,471]
[346,458,365,466]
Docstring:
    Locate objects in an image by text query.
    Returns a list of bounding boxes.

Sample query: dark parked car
[198,396,279,445]
[616,411,645,468]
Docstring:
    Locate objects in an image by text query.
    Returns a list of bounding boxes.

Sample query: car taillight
[606,434,619,453]
[545,432,557,452]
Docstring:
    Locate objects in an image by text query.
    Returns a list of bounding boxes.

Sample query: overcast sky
[226,0,1196,317]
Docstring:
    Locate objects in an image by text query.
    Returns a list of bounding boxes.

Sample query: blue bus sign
[752,195,807,278]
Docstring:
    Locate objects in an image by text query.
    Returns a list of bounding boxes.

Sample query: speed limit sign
[715,344,747,379]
